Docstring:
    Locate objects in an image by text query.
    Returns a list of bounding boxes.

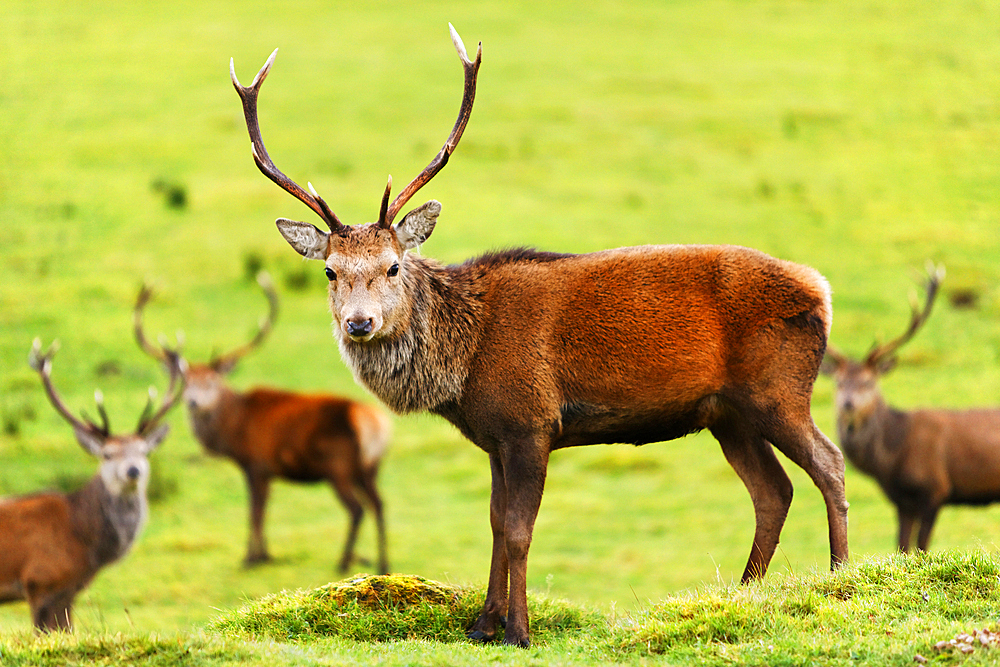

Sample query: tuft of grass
[0,633,250,667]
[602,549,1000,664]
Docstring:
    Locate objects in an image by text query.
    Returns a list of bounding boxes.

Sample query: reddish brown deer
[0,340,182,631]
[821,265,1000,553]
[134,274,391,573]
[231,24,850,646]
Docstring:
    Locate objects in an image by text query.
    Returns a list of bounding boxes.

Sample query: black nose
[346,318,373,337]
[127,466,141,480]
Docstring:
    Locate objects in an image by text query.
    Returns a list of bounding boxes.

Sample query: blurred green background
[1,0,999,635]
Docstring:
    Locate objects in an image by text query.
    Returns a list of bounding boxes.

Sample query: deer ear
[73,427,105,457]
[874,355,898,376]
[276,218,330,260]
[143,424,170,452]
[394,200,440,250]
[211,356,240,375]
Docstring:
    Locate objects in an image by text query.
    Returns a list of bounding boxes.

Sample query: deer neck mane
[838,396,909,480]
[187,387,241,456]
[337,255,484,414]
[70,476,148,570]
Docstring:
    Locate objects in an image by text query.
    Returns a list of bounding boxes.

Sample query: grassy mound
[208,573,601,645]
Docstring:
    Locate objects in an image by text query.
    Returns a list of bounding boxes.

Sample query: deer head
[821,263,945,432]
[134,272,278,415]
[29,339,183,496]
[230,24,481,343]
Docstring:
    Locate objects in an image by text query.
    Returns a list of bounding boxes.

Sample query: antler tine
[379,23,482,229]
[134,283,169,363]
[865,263,945,366]
[213,271,280,369]
[29,339,101,436]
[93,390,111,437]
[231,50,344,232]
[138,348,186,436]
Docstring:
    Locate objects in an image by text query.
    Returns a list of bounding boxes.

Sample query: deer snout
[127,465,142,480]
[345,317,374,339]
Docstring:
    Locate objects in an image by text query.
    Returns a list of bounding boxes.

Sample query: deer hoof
[243,553,272,567]
[466,628,496,643]
[503,635,530,648]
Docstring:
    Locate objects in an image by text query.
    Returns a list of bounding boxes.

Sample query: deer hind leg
[357,468,389,574]
[329,473,365,574]
[710,418,794,582]
[915,504,942,552]
[765,419,850,570]
[244,470,272,565]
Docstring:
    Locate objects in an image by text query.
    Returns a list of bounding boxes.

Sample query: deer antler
[379,23,482,229]
[231,50,344,232]
[134,283,185,365]
[232,24,481,233]
[865,262,945,367]
[137,348,185,437]
[134,283,168,362]
[211,271,279,370]
[29,340,107,448]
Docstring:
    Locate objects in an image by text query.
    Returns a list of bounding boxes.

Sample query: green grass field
[2,0,1000,663]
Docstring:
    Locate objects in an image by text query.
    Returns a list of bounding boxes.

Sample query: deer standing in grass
[0,340,182,631]
[134,274,391,573]
[821,265,1000,552]
[230,24,850,646]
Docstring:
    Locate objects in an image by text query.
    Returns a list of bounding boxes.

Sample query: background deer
[0,340,181,631]
[231,24,849,647]
[134,273,391,573]
[821,265,1000,552]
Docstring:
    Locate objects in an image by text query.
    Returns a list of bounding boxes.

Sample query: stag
[134,274,391,573]
[821,265,1000,552]
[0,340,181,631]
[231,24,850,646]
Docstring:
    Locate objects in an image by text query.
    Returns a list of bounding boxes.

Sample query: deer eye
[325,267,336,281]
[387,263,399,278]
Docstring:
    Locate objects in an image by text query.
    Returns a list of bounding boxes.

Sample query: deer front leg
[467,453,509,643]
[500,445,549,648]
[896,507,916,553]
[244,469,272,565]
[29,589,75,632]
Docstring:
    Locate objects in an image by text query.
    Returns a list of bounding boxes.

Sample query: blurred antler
[865,262,945,367]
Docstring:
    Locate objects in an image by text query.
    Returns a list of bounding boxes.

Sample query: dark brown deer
[134,274,391,573]
[0,340,181,631]
[821,265,1000,552]
[231,24,849,647]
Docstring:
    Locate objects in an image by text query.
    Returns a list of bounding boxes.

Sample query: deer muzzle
[345,316,374,339]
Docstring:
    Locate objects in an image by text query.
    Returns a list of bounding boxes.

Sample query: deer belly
[556,401,710,448]
[0,580,25,602]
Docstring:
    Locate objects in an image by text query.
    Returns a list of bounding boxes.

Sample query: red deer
[230,24,849,646]
[0,340,181,631]
[134,273,391,574]
[821,265,1000,552]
